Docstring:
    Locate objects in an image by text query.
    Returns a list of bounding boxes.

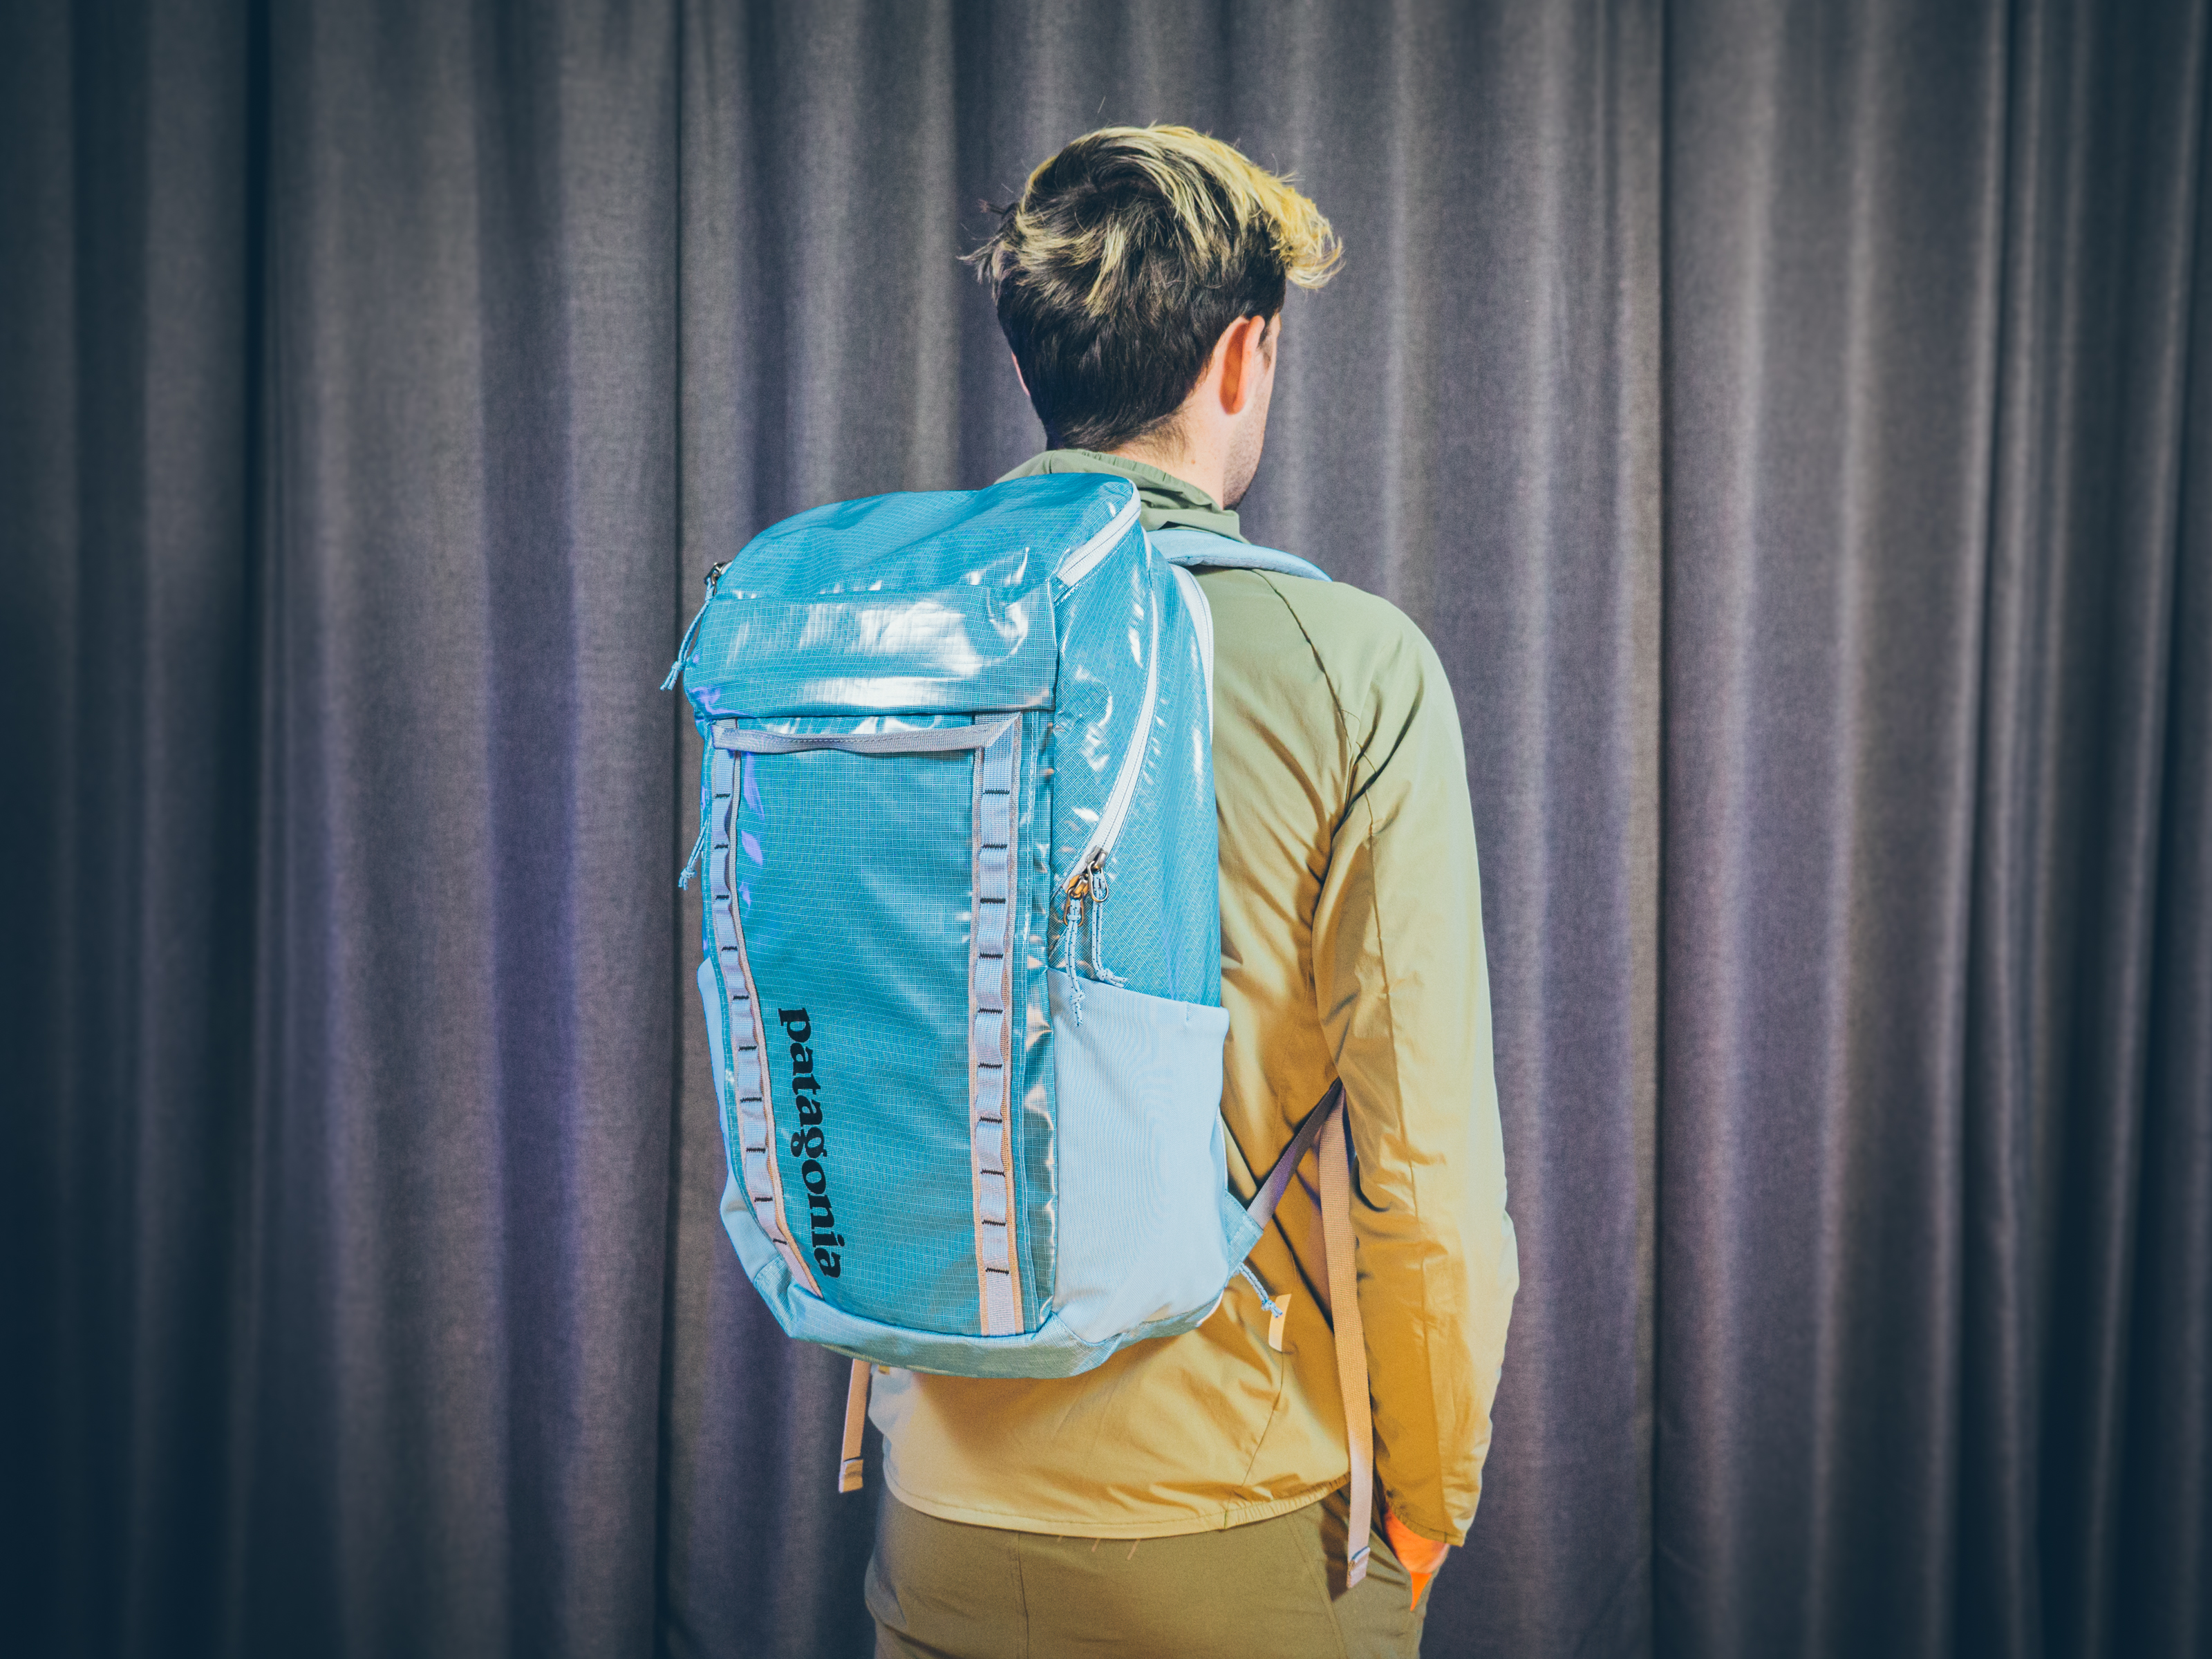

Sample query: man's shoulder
[1196,565,1443,713]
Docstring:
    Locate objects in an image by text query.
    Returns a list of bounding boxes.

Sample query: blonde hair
[968,125,1340,451]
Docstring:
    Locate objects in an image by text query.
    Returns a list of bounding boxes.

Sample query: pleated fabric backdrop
[3,2,2207,1656]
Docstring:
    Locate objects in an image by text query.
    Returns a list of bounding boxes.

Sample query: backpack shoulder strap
[1150,525,1332,583]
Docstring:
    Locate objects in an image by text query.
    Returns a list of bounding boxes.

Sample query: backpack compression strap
[1246,1084,1375,1588]
[1316,1100,1375,1586]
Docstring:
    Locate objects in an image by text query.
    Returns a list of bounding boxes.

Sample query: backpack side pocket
[1048,968,1232,1344]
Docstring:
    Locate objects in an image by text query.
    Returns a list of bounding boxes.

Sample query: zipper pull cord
[1235,1262,1284,1322]
[1085,861,1123,987]
[1065,890,1087,1025]
[1237,1264,1293,1352]
[1056,877,1089,1025]
[1064,847,1109,978]
[675,810,711,890]
[1091,865,1111,983]
[661,561,730,691]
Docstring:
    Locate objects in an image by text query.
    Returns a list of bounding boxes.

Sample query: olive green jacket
[869,451,1518,1547]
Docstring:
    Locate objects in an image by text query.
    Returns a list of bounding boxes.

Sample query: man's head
[967,125,1340,505]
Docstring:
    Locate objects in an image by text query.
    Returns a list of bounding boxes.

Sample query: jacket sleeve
[1300,588,1519,1547]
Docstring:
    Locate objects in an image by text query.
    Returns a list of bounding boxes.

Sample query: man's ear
[1010,351,1029,396]
[1220,315,1273,416]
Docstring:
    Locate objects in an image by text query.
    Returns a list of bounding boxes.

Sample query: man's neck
[999,448,1248,543]
[1106,439,1225,509]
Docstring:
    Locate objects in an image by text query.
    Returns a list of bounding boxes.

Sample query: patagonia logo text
[780,1008,845,1277]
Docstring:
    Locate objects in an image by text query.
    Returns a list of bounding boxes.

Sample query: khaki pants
[865,1488,1431,1658]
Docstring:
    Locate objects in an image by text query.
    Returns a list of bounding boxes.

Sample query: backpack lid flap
[678,475,1138,716]
[686,583,1058,715]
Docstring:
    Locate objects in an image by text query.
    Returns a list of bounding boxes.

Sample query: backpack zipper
[1054,485,1154,987]
[1061,581,1161,930]
[1053,486,1143,587]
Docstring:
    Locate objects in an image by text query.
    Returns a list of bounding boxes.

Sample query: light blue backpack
[664,474,1376,1582]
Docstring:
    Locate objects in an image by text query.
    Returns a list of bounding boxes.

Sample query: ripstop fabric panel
[733,731,988,1333]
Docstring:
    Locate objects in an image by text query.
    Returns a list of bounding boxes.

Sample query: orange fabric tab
[1383,1510,1450,1611]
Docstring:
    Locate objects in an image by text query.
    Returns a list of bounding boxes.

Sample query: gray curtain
[4,2,2207,1656]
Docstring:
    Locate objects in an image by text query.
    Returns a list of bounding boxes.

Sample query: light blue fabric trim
[1221,1185,1266,1264]
[1012,710,1057,1330]
[704,741,818,1291]
[713,715,1018,755]
[968,722,1022,1333]
[1149,525,1332,583]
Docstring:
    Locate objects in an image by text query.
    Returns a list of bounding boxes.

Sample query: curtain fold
[3,3,2205,1656]
[1660,3,2014,1652]
[1,1,259,1653]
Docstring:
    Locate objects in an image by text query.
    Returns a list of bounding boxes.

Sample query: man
[865,125,1518,1659]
